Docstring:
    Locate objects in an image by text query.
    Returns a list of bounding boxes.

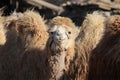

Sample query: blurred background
[0,0,120,26]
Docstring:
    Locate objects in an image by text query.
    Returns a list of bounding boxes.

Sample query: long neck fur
[46,38,75,80]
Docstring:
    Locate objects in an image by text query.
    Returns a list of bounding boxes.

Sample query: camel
[14,10,49,80]
[45,16,79,80]
[0,11,25,80]
[65,11,106,80]
[13,10,48,50]
[88,15,120,80]
[0,10,49,80]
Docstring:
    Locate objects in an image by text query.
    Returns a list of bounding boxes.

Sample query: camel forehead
[49,25,71,32]
[51,16,75,28]
[55,26,66,32]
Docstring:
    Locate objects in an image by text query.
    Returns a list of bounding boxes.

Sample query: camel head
[48,16,76,52]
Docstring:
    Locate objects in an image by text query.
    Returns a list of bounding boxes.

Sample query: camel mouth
[54,38,67,43]
[49,38,67,49]
[57,38,66,41]
[53,35,67,42]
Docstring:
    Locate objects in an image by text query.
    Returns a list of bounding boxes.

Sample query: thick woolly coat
[88,15,120,80]
[66,12,106,80]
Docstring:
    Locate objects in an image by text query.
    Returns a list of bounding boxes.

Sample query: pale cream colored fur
[0,16,6,45]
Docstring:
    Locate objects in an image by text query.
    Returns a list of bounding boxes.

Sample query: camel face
[48,25,73,50]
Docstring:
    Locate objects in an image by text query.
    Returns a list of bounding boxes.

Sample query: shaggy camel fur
[0,15,6,46]
[45,16,79,80]
[0,11,24,80]
[14,11,49,80]
[65,12,106,80]
[14,11,48,50]
[0,10,48,80]
[88,15,120,80]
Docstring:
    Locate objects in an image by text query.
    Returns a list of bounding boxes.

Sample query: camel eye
[50,32,54,35]
[30,31,35,37]
[31,32,34,37]
[28,30,35,37]
[68,31,71,34]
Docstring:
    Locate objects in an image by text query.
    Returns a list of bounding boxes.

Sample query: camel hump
[50,16,75,28]
[86,11,105,28]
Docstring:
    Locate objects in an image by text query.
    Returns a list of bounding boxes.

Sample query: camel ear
[6,21,16,30]
[15,23,24,35]
[5,20,24,35]
[73,26,80,39]
[47,22,51,31]
[16,25,23,34]
[46,25,49,33]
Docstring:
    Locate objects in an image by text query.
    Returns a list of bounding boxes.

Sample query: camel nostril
[56,33,60,36]
[55,32,61,36]
[54,35,63,41]
[55,30,63,36]
[59,37,62,40]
